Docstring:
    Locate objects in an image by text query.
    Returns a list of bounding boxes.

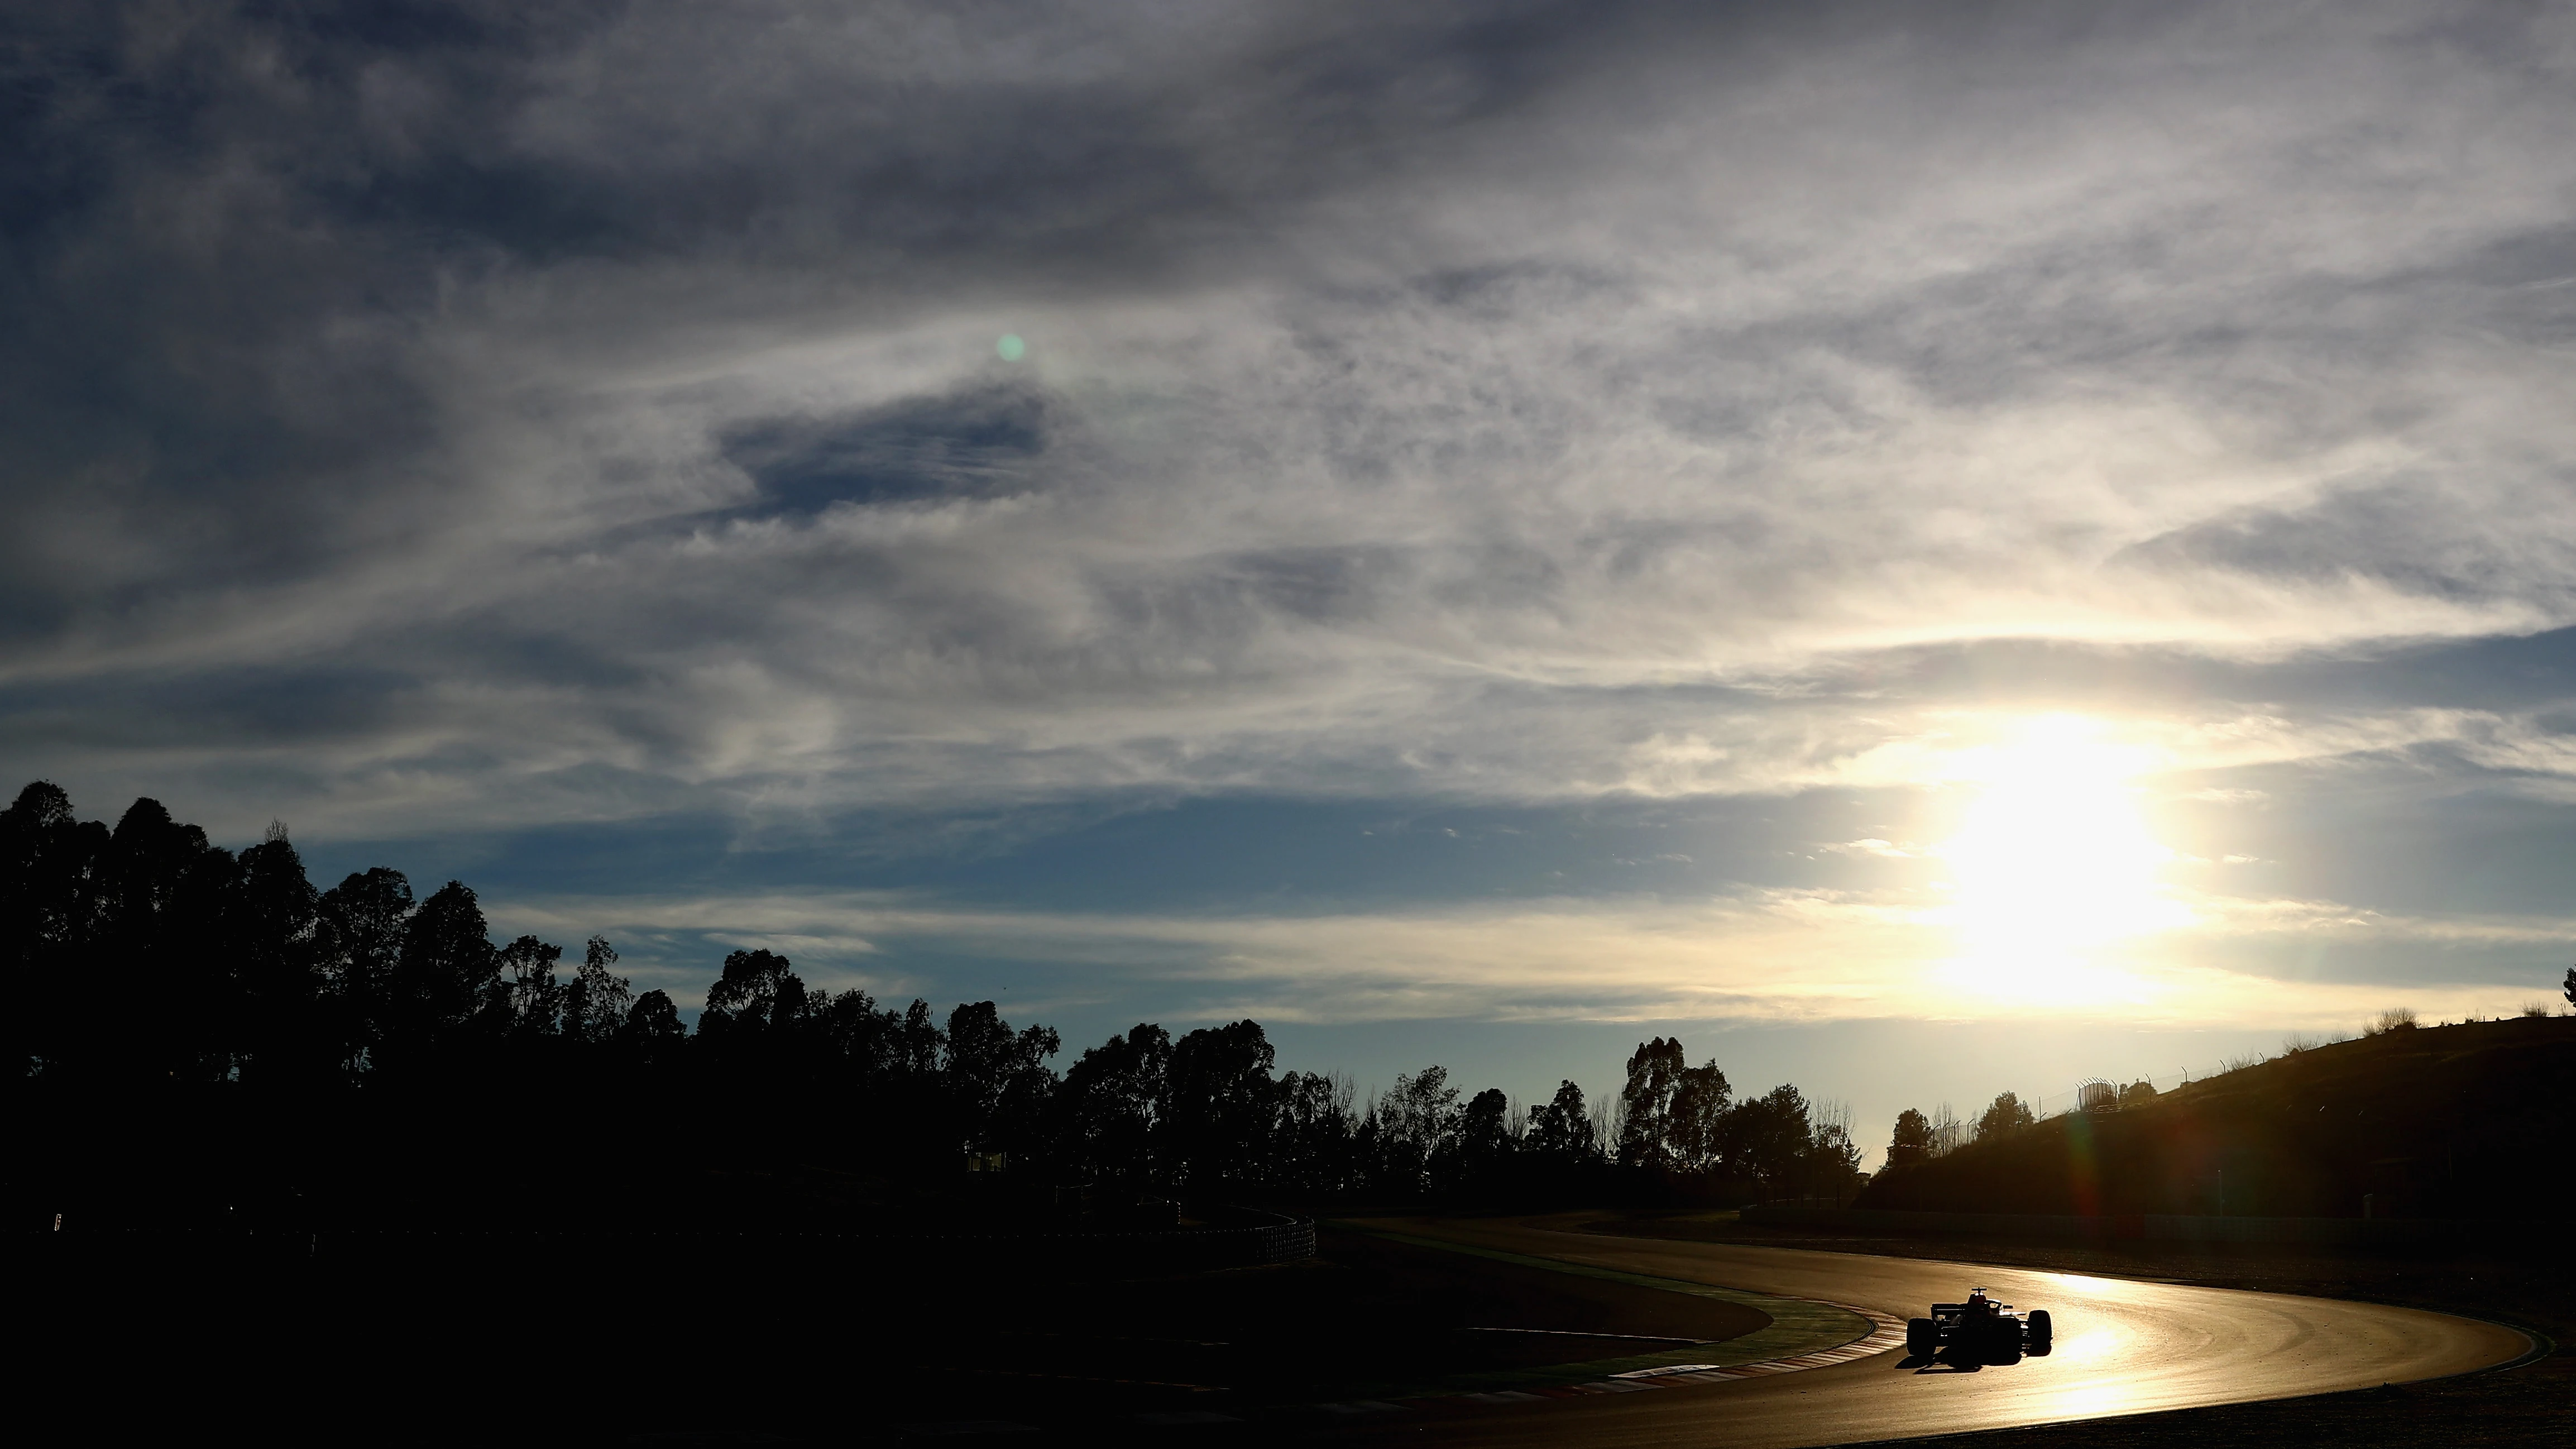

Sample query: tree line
[1879,1079,2162,1170]
[9,783,1865,1220]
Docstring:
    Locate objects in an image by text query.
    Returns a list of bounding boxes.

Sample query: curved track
[1352,1218,2529,1449]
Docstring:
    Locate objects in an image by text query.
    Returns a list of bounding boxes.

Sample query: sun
[1936,716,2184,1005]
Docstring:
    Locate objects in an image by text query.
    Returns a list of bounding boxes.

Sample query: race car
[1905,1287,2052,1364]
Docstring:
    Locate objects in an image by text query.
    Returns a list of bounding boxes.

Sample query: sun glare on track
[2047,1327,2123,1364]
[1936,716,2184,1007]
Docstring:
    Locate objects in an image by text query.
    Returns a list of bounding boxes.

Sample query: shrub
[2364,1006,2418,1036]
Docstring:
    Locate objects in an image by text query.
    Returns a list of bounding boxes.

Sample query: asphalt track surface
[1349,1218,2531,1449]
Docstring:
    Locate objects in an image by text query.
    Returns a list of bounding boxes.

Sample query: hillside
[1855,1016,2574,1220]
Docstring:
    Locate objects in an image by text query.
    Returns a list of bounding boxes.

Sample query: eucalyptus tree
[1616,1036,1688,1170]
[318,867,413,1074]
[1272,1069,1357,1192]
[561,936,631,1046]
[1057,1023,1172,1183]
[1525,1079,1598,1170]
[1165,1020,1278,1187]
[1372,1065,1461,1194]
[227,827,327,1086]
[944,1000,1060,1160]
[496,935,564,1040]
[379,881,501,1075]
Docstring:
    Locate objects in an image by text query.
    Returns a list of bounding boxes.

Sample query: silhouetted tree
[371,881,502,1075]
[14,777,1982,1236]
[1617,1036,1688,1170]
[227,826,328,1086]
[1165,1020,1276,1187]
[1589,1092,1624,1160]
[1525,1078,1597,1169]
[699,948,806,1049]
[620,988,687,1063]
[890,998,943,1077]
[1442,1087,1516,1191]
[1886,1107,1933,1169]
[1372,1066,1459,1194]
[1669,1059,1733,1173]
[1273,1069,1357,1193]
[809,986,906,1087]
[1976,1090,2035,1141]
[1804,1098,1861,1203]
[2564,965,2574,1008]
[100,796,234,1082]
[1726,1083,1812,1200]
[561,936,631,1046]
[318,867,413,1074]
[497,935,564,1040]
[5,781,108,1079]
[1059,1024,1172,1183]
[943,1001,1059,1158]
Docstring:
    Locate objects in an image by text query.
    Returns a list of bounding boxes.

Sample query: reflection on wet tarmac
[2048,1327,2122,1363]
[1353,1218,2532,1449]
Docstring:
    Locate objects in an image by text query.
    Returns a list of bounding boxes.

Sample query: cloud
[1822,839,1923,859]
[485,879,2570,1030]
[2,1,2573,937]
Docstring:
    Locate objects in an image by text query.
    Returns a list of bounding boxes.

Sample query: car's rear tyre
[1907,1317,1935,1356]
[2027,1309,2053,1356]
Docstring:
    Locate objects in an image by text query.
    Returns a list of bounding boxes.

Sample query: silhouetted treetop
[1977,1090,2036,1141]
[622,988,685,1058]
[12,781,1899,1218]
[1526,1078,1596,1166]
[1164,1020,1276,1186]
[701,948,806,1041]
[1060,1023,1172,1183]
[563,936,631,1046]
[1887,1107,1933,1169]
[945,1001,1060,1157]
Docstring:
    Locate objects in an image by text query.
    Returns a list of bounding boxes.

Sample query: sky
[6,1,2573,1164]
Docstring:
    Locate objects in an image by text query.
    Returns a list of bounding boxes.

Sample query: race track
[1349,1218,2530,1449]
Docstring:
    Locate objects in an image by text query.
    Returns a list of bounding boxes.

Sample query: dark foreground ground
[19,1223,1762,1446]
[892,1225,1766,1416]
[21,1211,2561,1447]
[1559,1207,2569,1449]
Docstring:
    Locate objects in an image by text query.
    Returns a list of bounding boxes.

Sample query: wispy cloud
[3,3,2572,1032]
[487,878,2568,1031]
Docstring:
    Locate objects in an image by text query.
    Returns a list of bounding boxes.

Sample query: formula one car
[1905,1288,2051,1364]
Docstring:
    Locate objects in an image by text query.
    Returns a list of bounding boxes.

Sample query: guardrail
[1740,1204,2483,1246]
